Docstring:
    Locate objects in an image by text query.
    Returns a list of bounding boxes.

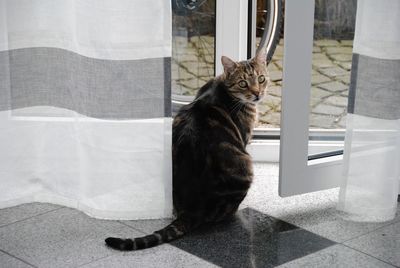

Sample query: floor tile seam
[168,244,224,268]
[0,248,38,268]
[0,207,63,229]
[118,221,233,267]
[117,220,149,235]
[76,254,113,267]
[257,213,339,245]
[340,219,400,244]
[340,244,399,268]
[79,223,218,268]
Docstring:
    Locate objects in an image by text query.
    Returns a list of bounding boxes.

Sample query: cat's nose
[253,92,260,101]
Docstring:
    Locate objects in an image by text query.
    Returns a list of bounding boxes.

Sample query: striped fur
[105,51,269,251]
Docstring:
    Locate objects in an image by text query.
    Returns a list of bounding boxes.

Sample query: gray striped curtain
[0,0,173,220]
[338,0,400,221]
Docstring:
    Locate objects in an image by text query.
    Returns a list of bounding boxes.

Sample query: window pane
[172,0,215,99]
[256,0,283,129]
[308,0,356,157]
[257,38,283,128]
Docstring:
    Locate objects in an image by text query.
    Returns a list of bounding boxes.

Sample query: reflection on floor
[0,163,399,267]
[171,208,334,268]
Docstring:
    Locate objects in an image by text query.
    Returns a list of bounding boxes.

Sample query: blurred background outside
[172,0,356,129]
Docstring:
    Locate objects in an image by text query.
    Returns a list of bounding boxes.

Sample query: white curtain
[0,0,173,220]
[338,0,400,221]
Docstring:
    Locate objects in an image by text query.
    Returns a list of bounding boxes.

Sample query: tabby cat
[105,49,269,251]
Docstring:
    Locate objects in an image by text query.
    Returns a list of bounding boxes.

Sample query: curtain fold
[0,0,173,220]
[337,0,400,222]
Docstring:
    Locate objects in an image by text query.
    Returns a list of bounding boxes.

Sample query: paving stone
[269,70,282,82]
[312,59,335,69]
[340,89,349,97]
[337,115,347,128]
[313,46,322,53]
[312,53,330,61]
[310,97,324,107]
[274,60,283,69]
[311,74,331,85]
[192,61,213,69]
[313,104,345,116]
[173,66,194,80]
[337,61,352,71]
[336,75,351,85]
[181,88,195,96]
[324,95,349,107]
[309,114,336,128]
[311,87,332,99]
[177,78,201,90]
[172,81,182,95]
[330,54,353,62]
[340,40,354,46]
[274,45,284,56]
[173,36,189,47]
[318,81,348,92]
[325,46,353,55]
[268,62,280,72]
[319,67,348,78]
[203,54,214,63]
[314,40,340,47]
[260,112,281,126]
[264,95,281,111]
[198,76,211,83]
[310,88,333,107]
[179,54,200,62]
[196,67,214,77]
[257,102,272,114]
[272,54,283,60]
[174,49,198,57]
[267,85,282,97]
[270,81,280,87]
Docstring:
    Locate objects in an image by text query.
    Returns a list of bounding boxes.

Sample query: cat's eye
[238,80,248,88]
[258,75,266,83]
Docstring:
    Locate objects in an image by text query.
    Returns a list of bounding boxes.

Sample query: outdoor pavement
[172,37,353,129]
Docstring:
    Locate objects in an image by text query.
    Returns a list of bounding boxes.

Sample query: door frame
[278,0,343,197]
[215,0,249,75]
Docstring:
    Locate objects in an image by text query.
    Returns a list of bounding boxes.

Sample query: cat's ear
[253,46,267,66]
[221,56,237,74]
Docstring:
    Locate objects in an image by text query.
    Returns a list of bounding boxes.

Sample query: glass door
[171,0,248,114]
[172,0,216,109]
[279,0,356,197]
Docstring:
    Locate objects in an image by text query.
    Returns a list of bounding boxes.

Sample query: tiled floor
[0,163,399,268]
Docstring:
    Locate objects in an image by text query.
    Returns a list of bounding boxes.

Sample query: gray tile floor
[0,163,399,268]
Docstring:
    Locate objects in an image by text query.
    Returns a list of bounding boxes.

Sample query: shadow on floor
[171,208,336,268]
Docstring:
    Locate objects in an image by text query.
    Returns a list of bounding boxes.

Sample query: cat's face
[221,50,269,103]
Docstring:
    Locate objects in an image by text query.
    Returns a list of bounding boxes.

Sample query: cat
[105,48,269,251]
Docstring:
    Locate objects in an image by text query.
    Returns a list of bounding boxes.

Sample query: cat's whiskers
[230,99,247,117]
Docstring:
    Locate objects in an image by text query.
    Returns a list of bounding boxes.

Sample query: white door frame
[215,0,249,75]
[278,0,343,197]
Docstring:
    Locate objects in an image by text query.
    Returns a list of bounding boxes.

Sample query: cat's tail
[105,218,187,251]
